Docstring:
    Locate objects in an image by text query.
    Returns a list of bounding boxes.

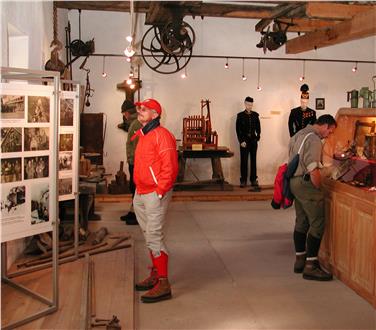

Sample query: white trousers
[133,189,172,255]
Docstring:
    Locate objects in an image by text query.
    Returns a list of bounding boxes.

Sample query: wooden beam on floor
[286,7,376,54]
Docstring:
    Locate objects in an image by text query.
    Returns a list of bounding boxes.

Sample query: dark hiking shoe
[120,211,135,221]
[294,253,306,273]
[141,278,172,303]
[240,182,246,188]
[303,260,333,281]
[135,268,158,291]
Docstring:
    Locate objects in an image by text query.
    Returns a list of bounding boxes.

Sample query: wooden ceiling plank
[306,2,374,20]
[274,18,342,33]
[187,3,274,19]
[286,7,376,54]
[254,3,304,32]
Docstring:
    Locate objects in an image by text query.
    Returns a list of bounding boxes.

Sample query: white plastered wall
[68,10,375,185]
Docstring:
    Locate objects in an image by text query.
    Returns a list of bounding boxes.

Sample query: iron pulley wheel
[141,23,194,74]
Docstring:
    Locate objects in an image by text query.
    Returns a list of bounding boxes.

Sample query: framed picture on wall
[315,98,325,110]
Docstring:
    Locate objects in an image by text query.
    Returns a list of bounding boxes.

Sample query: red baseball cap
[135,98,162,116]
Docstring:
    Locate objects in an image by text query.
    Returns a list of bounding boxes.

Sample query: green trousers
[289,176,325,239]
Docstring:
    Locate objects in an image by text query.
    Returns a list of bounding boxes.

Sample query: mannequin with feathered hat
[288,84,316,137]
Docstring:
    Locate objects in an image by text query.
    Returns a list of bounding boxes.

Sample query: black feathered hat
[300,84,309,99]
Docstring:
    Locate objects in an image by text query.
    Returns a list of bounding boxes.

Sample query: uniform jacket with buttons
[236,110,261,143]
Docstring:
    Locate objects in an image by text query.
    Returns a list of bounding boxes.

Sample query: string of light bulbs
[93,53,373,81]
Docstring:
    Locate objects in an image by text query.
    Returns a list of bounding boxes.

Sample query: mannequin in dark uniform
[236,96,261,188]
[288,84,316,137]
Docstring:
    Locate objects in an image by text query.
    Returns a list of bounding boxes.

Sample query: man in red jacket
[132,98,178,303]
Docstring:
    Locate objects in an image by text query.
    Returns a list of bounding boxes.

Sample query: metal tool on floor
[92,316,121,329]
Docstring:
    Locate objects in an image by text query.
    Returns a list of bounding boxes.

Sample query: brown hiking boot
[303,260,333,281]
[135,267,158,291]
[294,253,306,273]
[141,278,172,303]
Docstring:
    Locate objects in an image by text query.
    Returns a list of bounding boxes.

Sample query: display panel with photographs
[1,127,22,153]
[58,93,78,201]
[24,156,49,179]
[27,96,50,123]
[1,157,22,183]
[60,98,73,126]
[24,127,49,151]
[0,82,58,243]
[1,95,25,120]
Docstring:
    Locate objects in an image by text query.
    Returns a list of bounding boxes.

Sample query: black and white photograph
[59,152,73,171]
[315,98,325,110]
[24,156,49,179]
[1,157,22,183]
[1,185,26,220]
[0,95,25,120]
[59,133,73,151]
[24,127,49,151]
[60,98,74,126]
[27,96,50,123]
[59,178,73,196]
[1,127,22,153]
[30,182,49,225]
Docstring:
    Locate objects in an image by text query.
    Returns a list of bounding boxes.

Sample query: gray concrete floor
[97,201,375,330]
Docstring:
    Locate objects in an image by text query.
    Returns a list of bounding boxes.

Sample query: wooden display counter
[320,179,376,308]
[319,108,376,308]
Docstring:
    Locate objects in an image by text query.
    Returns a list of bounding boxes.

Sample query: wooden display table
[175,147,234,191]
[320,108,376,308]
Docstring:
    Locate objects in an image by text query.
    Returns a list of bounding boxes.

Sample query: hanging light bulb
[299,60,305,81]
[126,35,133,43]
[126,77,132,85]
[130,83,135,89]
[181,65,187,79]
[101,56,107,78]
[124,46,135,58]
[126,57,131,63]
[129,68,134,77]
[352,62,358,72]
[242,58,247,81]
[224,57,229,69]
[256,59,262,91]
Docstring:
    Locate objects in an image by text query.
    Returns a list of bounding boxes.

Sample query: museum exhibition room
[1,1,375,329]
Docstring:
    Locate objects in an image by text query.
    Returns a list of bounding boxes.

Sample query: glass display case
[323,108,376,190]
[320,108,376,309]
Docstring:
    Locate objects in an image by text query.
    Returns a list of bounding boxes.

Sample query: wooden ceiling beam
[286,7,376,54]
[274,18,342,33]
[305,2,374,20]
[55,1,276,19]
[255,2,304,32]
[145,1,173,25]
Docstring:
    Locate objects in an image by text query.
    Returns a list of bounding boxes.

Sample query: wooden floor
[1,237,134,330]
[1,186,273,329]
[96,185,274,203]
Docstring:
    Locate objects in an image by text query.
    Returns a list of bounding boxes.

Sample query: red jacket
[133,126,178,196]
[271,163,294,209]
